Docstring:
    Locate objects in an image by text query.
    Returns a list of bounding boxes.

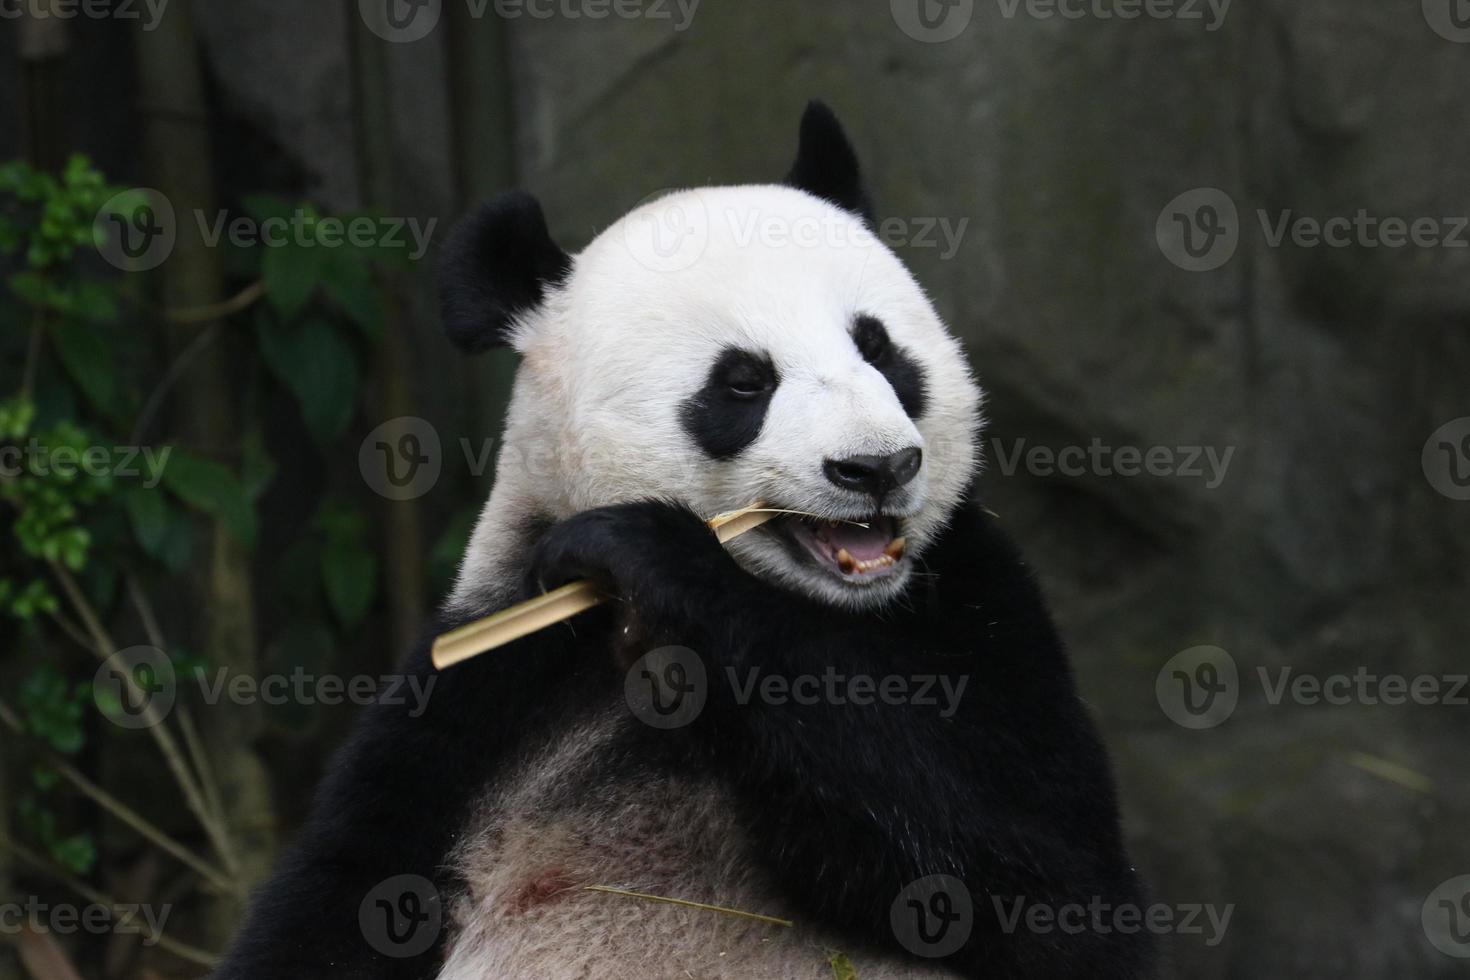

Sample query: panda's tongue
[814,517,898,562]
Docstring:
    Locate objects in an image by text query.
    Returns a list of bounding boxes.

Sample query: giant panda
[215,103,1156,979]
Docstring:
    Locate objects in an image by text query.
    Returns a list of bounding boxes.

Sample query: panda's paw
[523,501,739,611]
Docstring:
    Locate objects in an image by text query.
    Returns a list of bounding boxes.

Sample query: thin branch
[46,559,240,875]
[128,322,219,446]
[583,885,794,928]
[0,699,236,895]
[125,571,166,651]
[0,833,221,968]
[21,308,44,399]
[126,572,235,874]
[158,279,264,325]
[175,707,227,841]
[43,607,95,655]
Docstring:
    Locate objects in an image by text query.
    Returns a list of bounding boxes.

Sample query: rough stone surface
[1,1,1465,976]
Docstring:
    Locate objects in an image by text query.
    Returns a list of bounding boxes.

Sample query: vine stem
[0,699,236,895]
[21,308,44,400]
[0,832,221,967]
[126,570,231,845]
[46,559,240,876]
[158,278,264,325]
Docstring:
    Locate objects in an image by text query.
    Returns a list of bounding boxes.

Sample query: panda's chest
[437,706,957,980]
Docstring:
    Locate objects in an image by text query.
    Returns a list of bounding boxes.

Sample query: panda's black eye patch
[681,348,779,459]
[854,315,891,363]
[852,314,928,419]
[720,354,777,399]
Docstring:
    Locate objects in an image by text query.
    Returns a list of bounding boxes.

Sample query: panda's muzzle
[780,513,907,580]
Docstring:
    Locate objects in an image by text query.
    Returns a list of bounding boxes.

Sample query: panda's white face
[497,185,984,610]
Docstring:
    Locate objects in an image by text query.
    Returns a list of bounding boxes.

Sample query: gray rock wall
[2,1,1465,975]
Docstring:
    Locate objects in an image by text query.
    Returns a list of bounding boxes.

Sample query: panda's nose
[822,447,923,501]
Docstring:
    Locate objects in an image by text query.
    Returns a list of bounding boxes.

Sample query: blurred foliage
[0,155,400,882]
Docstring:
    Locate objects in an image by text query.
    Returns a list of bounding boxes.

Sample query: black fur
[785,101,876,225]
[215,501,1156,979]
[437,191,571,353]
[854,314,929,418]
[678,347,780,459]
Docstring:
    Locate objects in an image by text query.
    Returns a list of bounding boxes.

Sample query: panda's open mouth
[779,515,907,582]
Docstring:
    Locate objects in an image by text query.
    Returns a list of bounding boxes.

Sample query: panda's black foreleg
[528,500,1159,979]
[211,609,604,979]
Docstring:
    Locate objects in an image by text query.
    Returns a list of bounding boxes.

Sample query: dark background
[1,1,1468,978]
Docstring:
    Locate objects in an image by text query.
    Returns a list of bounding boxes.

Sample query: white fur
[437,708,961,979]
[448,185,984,614]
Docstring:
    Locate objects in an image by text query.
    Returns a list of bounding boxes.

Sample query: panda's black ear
[438,191,571,353]
[784,101,875,226]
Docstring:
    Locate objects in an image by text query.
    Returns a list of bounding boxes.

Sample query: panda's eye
[718,353,777,400]
[853,315,891,364]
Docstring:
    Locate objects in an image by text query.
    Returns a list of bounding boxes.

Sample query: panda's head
[441,103,984,612]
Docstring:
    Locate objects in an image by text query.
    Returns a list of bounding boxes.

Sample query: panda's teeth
[840,552,893,575]
[836,548,856,574]
[885,537,907,559]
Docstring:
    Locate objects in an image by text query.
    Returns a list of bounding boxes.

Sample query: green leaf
[161,452,256,546]
[828,952,859,980]
[240,427,277,501]
[262,240,327,320]
[154,502,194,573]
[123,485,168,554]
[257,316,359,443]
[321,535,377,629]
[50,834,97,875]
[240,193,298,226]
[50,320,116,414]
[321,250,383,339]
[32,764,60,792]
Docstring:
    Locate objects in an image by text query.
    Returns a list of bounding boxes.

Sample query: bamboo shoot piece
[431,504,777,670]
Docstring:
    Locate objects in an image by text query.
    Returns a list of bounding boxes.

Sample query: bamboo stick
[431,505,779,670]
